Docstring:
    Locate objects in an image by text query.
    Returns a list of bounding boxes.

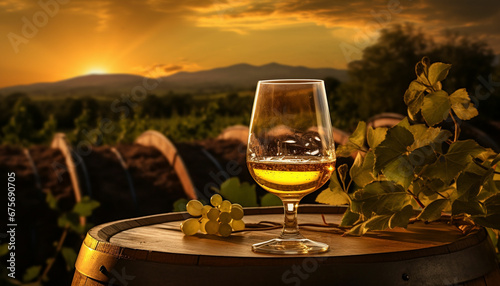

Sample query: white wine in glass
[247,79,336,254]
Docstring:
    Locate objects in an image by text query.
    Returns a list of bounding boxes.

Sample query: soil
[115,144,185,219]
[176,138,262,201]
[78,145,135,224]
[0,145,74,283]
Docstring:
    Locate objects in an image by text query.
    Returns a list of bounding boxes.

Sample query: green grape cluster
[180,194,245,237]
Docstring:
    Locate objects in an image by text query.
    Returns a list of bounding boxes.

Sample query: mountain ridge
[0,63,347,96]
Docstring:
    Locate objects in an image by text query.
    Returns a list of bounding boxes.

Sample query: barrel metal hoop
[75,242,123,283]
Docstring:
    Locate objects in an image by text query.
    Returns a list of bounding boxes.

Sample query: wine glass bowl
[247,79,336,254]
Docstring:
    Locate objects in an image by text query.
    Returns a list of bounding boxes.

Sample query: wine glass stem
[279,199,304,239]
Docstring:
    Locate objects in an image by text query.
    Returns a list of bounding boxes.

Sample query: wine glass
[247,79,336,254]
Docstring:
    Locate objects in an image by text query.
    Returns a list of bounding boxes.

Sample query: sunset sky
[1,0,499,88]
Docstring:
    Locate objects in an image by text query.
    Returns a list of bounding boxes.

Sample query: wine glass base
[252,238,329,255]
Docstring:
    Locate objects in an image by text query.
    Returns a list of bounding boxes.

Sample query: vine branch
[449,111,459,142]
[37,226,69,283]
[407,189,425,209]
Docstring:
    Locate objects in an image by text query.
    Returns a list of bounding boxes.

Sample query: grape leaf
[45,191,59,211]
[456,171,483,202]
[486,228,498,252]
[172,198,188,212]
[364,214,391,230]
[404,81,426,118]
[61,247,77,271]
[409,145,438,167]
[382,146,436,189]
[72,196,100,217]
[23,265,42,283]
[478,171,500,201]
[472,214,500,229]
[340,208,360,227]
[351,181,410,218]
[336,121,366,157]
[374,126,417,187]
[367,126,387,149]
[0,243,8,257]
[428,62,451,85]
[415,61,430,86]
[478,148,497,161]
[374,126,414,173]
[432,81,443,91]
[408,124,451,151]
[413,178,446,197]
[449,88,478,120]
[423,140,485,184]
[381,155,413,189]
[389,204,414,228]
[492,153,500,166]
[337,164,348,188]
[315,171,350,205]
[348,222,368,236]
[382,145,437,189]
[417,199,449,222]
[452,200,485,216]
[421,56,431,68]
[347,215,390,236]
[472,194,500,228]
[58,212,85,234]
[349,202,414,235]
[350,151,376,187]
[350,205,413,234]
[260,193,282,206]
[484,194,500,215]
[219,177,258,207]
[397,117,411,129]
[421,90,451,126]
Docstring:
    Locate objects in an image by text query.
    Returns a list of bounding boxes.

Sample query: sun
[85,67,108,75]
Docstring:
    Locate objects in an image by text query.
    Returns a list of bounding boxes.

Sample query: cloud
[0,0,30,12]
[64,0,113,31]
[145,0,215,13]
[187,0,500,51]
[163,64,183,73]
[191,0,408,31]
[134,62,201,77]
[3,0,498,44]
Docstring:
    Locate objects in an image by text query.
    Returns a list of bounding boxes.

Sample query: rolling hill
[0,63,347,96]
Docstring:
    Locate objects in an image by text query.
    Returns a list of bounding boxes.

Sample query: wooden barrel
[72,205,500,286]
[217,124,249,143]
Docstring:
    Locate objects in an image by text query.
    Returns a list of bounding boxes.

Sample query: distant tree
[0,93,43,130]
[216,93,253,117]
[70,108,95,145]
[37,114,57,143]
[428,31,495,93]
[344,24,430,121]
[1,98,35,146]
[142,94,165,118]
[0,93,26,127]
[116,112,150,144]
[480,65,500,121]
[162,93,194,117]
[0,97,56,145]
[56,97,100,129]
[323,77,357,129]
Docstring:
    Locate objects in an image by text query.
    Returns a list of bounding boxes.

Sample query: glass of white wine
[247,79,336,254]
